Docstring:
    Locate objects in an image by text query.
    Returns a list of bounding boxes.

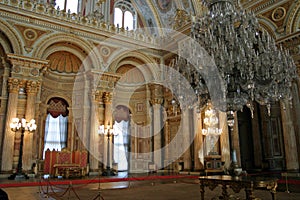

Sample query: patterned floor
[1,175,300,200]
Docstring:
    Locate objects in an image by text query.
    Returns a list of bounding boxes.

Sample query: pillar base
[8,172,29,180]
[102,167,116,176]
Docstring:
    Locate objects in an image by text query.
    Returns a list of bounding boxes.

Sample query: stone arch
[285,0,300,34]
[44,94,72,110]
[0,19,23,54]
[109,51,159,82]
[257,17,277,39]
[33,33,102,71]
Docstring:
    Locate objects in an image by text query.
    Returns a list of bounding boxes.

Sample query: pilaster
[1,78,23,171]
[149,84,164,169]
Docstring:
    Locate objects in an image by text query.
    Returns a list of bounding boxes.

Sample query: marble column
[164,120,169,168]
[219,112,231,169]
[0,57,11,167]
[23,81,40,171]
[1,78,23,171]
[194,110,204,170]
[182,108,191,170]
[281,100,299,171]
[89,90,103,171]
[103,92,113,169]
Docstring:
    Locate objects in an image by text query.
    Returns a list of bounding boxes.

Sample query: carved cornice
[7,54,49,80]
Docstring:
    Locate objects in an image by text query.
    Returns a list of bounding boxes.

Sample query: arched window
[55,0,79,13]
[114,0,136,30]
[43,98,69,158]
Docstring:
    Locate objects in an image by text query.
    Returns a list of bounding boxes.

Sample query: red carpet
[1,174,299,188]
[0,175,199,188]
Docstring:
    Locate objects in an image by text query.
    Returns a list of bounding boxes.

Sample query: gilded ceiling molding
[0,19,22,54]
[257,17,277,39]
[246,0,277,13]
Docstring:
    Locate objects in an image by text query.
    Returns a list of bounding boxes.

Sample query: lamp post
[99,123,116,176]
[8,118,37,180]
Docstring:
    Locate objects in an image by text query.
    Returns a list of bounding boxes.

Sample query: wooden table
[199,175,278,200]
[53,164,84,178]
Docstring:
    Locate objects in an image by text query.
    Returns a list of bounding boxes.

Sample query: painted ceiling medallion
[272,7,286,22]
[156,0,172,12]
[23,29,37,41]
[101,46,110,57]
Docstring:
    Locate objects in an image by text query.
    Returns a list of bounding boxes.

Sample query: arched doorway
[113,105,131,172]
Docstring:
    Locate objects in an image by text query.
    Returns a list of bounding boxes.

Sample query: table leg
[221,184,229,200]
[245,187,255,200]
[270,187,277,200]
[65,168,70,178]
[199,182,205,200]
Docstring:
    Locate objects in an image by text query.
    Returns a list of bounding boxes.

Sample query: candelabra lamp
[99,123,117,176]
[8,118,37,180]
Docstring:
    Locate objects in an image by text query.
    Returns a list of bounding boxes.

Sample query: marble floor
[1,173,300,200]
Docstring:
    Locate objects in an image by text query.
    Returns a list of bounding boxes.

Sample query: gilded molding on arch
[0,19,22,54]
[258,18,277,39]
[285,0,300,34]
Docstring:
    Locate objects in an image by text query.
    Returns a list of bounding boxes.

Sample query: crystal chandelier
[174,0,298,125]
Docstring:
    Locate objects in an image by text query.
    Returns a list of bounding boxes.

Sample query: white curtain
[43,114,68,158]
[113,120,129,171]
[59,115,68,149]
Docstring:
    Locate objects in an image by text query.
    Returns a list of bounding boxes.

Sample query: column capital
[91,90,104,102]
[150,84,164,105]
[150,98,164,105]
[26,80,40,95]
[8,78,25,94]
[103,92,112,104]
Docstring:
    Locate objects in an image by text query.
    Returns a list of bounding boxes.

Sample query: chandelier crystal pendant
[174,0,298,124]
[202,103,222,155]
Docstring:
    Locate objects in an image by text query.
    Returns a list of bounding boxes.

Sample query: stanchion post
[284,172,290,193]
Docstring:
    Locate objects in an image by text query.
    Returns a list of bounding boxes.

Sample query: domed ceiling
[48,51,81,73]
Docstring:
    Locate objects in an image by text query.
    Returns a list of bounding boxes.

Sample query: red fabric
[43,149,51,174]
[57,151,72,164]
[72,151,88,168]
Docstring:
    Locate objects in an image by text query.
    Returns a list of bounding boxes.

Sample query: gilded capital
[150,84,164,105]
[92,90,104,102]
[26,81,40,94]
[103,92,112,104]
[150,98,164,105]
[8,78,25,94]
